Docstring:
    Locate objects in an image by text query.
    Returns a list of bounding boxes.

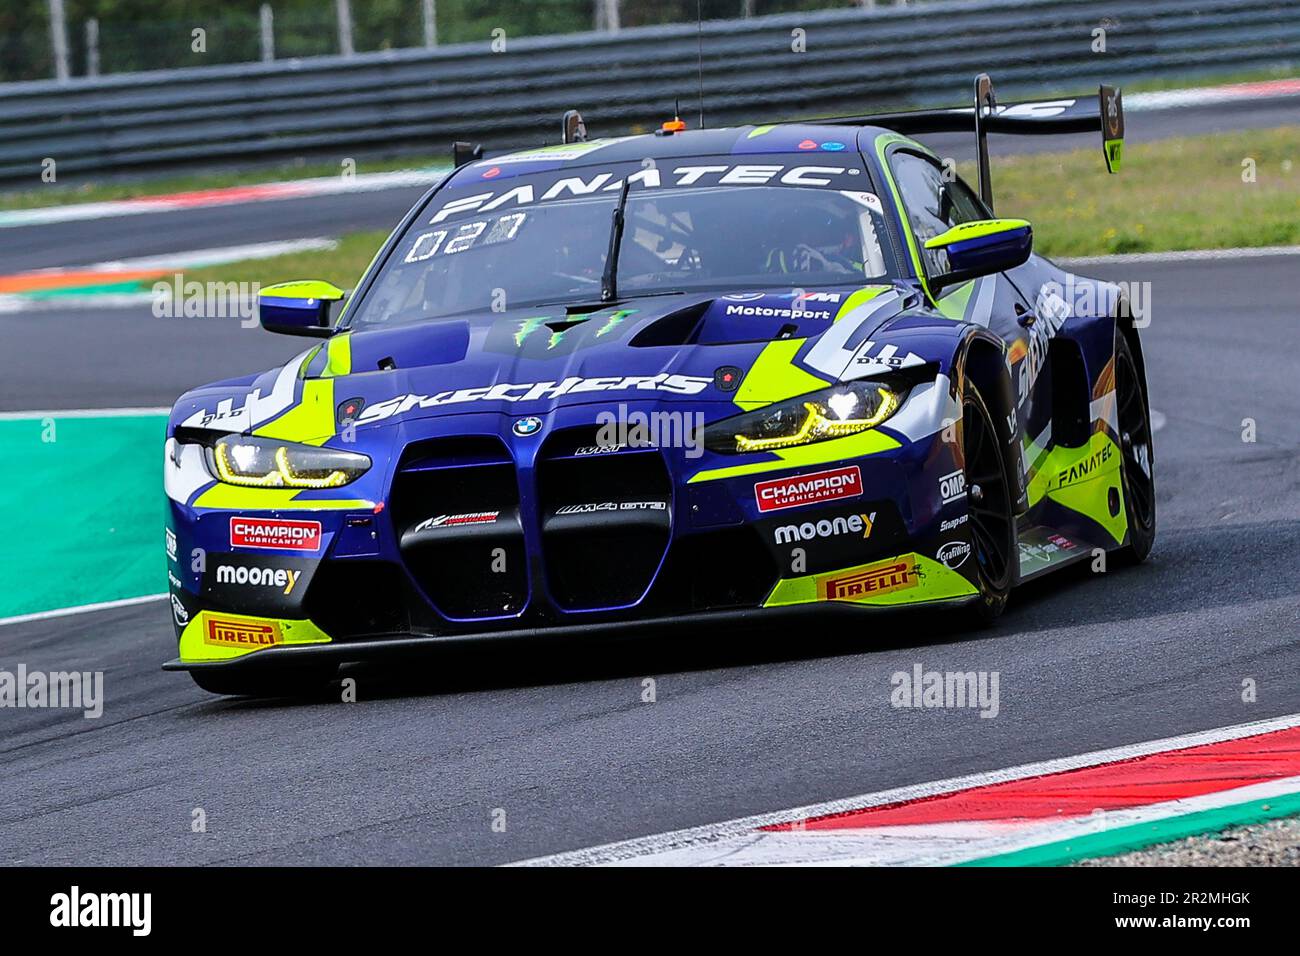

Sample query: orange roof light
[661,118,687,133]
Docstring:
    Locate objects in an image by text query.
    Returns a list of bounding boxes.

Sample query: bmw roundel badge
[513,416,543,437]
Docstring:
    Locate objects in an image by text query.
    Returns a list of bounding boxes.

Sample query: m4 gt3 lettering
[554,501,667,514]
[357,374,712,425]
[755,466,863,513]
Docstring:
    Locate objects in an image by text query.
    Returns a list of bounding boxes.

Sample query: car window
[889,150,988,274]
[345,182,900,330]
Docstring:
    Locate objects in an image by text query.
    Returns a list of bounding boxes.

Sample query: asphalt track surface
[2,250,1298,865]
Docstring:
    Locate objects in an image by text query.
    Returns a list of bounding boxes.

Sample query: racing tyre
[189,666,336,699]
[961,381,1016,624]
[1114,330,1156,564]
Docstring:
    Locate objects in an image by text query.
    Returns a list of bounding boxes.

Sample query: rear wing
[820,74,1124,210]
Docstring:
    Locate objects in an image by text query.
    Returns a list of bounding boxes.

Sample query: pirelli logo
[204,617,283,649]
[818,556,919,601]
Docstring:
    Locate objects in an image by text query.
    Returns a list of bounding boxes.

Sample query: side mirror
[924,219,1033,294]
[258,280,346,337]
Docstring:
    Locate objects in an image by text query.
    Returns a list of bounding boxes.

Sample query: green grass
[981,125,1300,257]
[0,156,448,212]
[185,229,392,291]
[180,126,1300,292]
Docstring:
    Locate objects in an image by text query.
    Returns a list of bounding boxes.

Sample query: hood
[173,283,919,437]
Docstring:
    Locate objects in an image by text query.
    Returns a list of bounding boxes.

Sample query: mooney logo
[818,557,919,601]
[774,511,875,544]
[204,617,282,649]
[755,466,862,513]
[215,564,301,594]
[230,517,322,552]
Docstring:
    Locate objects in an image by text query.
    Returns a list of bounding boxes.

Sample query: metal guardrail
[2,0,1298,183]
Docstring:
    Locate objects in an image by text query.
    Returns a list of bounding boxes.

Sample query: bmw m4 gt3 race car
[163,76,1155,695]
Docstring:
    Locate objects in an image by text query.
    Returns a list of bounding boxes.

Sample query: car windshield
[345,183,900,330]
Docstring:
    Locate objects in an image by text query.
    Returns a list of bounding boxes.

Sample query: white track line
[1060,245,1300,267]
[0,593,167,628]
[0,406,169,420]
[0,169,445,229]
[511,712,1300,866]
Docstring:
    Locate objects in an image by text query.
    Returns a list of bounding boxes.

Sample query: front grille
[536,428,672,610]
[389,436,529,620]
[303,560,415,639]
[649,524,781,613]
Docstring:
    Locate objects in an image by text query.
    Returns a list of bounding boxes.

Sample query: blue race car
[163,75,1154,695]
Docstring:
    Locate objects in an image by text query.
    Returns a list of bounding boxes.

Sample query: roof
[461,123,906,181]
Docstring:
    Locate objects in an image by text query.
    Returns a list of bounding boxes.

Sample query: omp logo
[215,564,301,594]
[755,466,862,513]
[229,517,322,552]
[818,556,919,601]
[939,470,967,504]
[204,617,282,649]
[774,511,876,544]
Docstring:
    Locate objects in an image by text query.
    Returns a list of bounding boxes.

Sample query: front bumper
[166,404,980,670]
[162,597,979,673]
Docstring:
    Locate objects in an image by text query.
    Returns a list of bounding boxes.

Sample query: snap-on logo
[754,466,862,513]
[229,517,322,552]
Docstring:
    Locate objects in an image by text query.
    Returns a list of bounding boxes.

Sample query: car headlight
[703,379,907,455]
[205,435,370,488]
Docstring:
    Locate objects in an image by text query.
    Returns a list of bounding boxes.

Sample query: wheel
[1114,330,1156,563]
[961,380,1017,624]
[190,666,336,698]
